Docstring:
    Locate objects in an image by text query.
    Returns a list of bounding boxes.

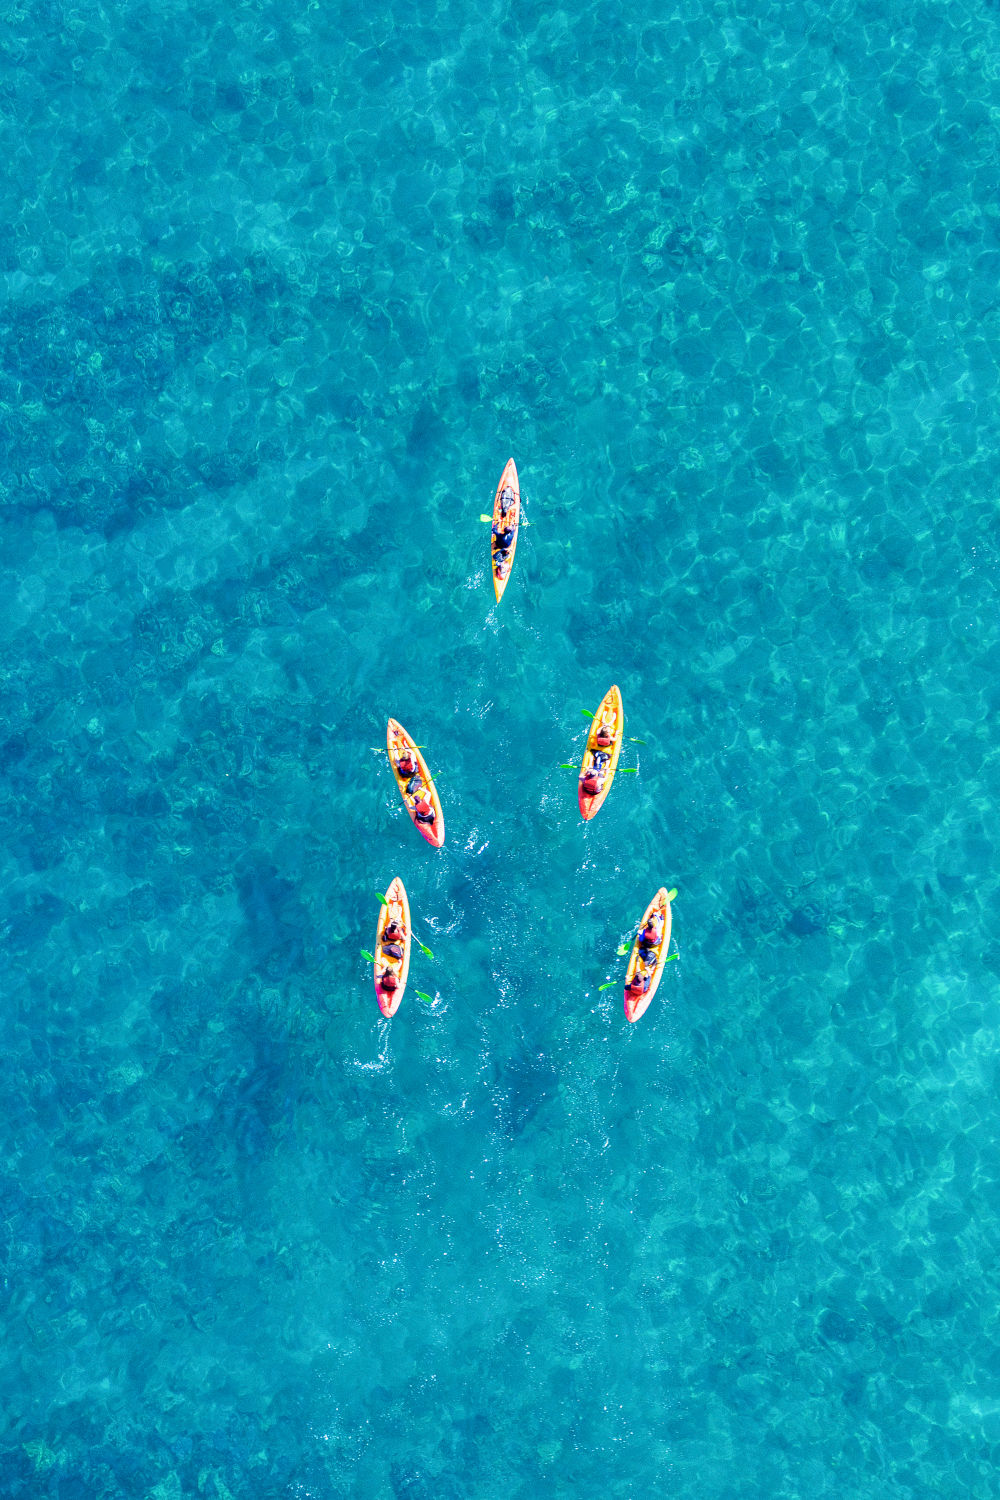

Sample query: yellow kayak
[386,718,445,847]
[578,684,623,821]
[490,458,520,603]
[623,888,674,1023]
[374,876,411,1017]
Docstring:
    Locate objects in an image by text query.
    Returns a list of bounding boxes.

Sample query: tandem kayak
[578,684,623,820]
[386,718,445,847]
[623,887,674,1023]
[491,458,520,604]
[374,876,411,1017]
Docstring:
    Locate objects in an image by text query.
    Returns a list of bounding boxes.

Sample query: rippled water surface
[4,0,1000,1494]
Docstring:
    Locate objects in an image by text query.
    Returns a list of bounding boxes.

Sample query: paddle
[415,990,436,1005]
[360,948,375,962]
[375,893,435,959]
[479,515,531,526]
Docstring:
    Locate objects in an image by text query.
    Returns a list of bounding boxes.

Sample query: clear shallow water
[3,0,1000,1493]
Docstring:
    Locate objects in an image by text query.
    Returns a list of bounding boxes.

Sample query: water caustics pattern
[3,0,1000,1494]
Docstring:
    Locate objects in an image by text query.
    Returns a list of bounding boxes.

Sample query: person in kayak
[410,788,436,825]
[493,521,516,552]
[626,971,649,1002]
[581,763,604,798]
[377,967,399,997]
[381,916,406,960]
[396,747,416,778]
[581,747,611,797]
[495,552,511,582]
[594,721,614,750]
[639,912,663,955]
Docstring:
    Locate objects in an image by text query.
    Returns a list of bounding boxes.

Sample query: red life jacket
[415,797,433,817]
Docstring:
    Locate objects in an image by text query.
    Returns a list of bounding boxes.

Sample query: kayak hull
[491,458,520,604]
[375,876,412,1016]
[387,718,445,847]
[624,887,673,1023]
[578,684,624,820]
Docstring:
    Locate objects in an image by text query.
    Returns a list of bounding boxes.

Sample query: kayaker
[378,968,399,996]
[581,764,605,798]
[639,914,663,954]
[382,917,406,960]
[495,553,511,581]
[493,521,516,551]
[595,722,613,750]
[405,772,425,798]
[413,793,436,826]
[626,971,649,1001]
[396,748,416,778]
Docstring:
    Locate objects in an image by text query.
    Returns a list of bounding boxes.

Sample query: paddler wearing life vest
[381,915,406,960]
[638,911,664,962]
[404,773,436,827]
[626,970,650,1004]
[377,965,400,1000]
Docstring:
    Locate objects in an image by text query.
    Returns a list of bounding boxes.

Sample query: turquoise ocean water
[4,0,1000,1494]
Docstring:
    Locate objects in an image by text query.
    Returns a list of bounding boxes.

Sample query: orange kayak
[374,876,411,1017]
[386,718,445,847]
[578,684,623,820]
[623,887,674,1023]
[490,458,520,603]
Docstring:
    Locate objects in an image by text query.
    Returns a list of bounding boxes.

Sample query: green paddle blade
[559,763,577,769]
[580,708,594,718]
[629,737,647,745]
[665,953,679,962]
[417,941,435,960]
[667,888,677,900]
[375,891,388,905]
[360,948,375,962]
[415,990,435,1004]
[616,942,629,956]
[620,767,638,773]
[597,980,615,991]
